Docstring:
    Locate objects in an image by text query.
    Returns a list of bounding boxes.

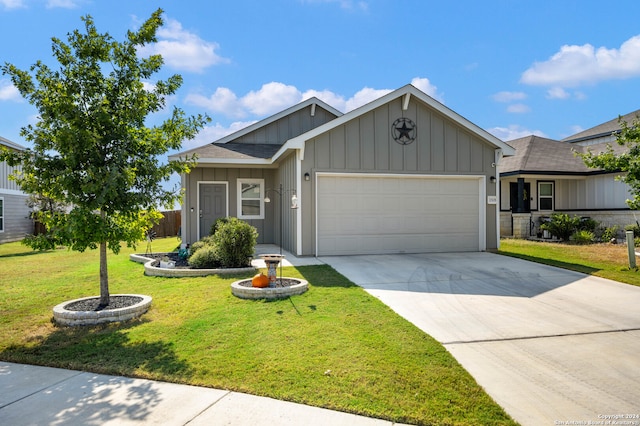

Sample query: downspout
[495,149,503,249]
[295,147,304,256]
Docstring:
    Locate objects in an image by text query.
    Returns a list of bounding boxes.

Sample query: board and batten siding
[0,192,33,243]
[182,167,276,246]
[300,97,498,255]
[233,105,337,145]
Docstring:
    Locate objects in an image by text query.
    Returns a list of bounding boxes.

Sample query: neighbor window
[237,179,264,219]
[0,198,4,232]
[538,182,554,211]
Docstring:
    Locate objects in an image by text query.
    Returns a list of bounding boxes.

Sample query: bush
[211,217,258,268]
[578,217,599,232]
[188,245,219,269]
[625,224,640,238]
[571,230,595,245]
[540,213,581,241]
[210,217,230,236]
[189,235,214,257]
[600,225,620,242]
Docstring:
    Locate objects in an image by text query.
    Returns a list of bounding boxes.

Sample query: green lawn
[498,238,640,286]
[0,238,516,426]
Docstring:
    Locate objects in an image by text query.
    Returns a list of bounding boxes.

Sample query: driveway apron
[320,252,640,426]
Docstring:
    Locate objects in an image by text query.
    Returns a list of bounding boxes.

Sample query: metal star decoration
[391,117,417,145]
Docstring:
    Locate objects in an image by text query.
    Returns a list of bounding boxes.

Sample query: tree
[580,115,640,210]
[0,9,208,306]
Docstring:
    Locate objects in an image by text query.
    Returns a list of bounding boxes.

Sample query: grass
[498,238,640,286]
[0,238,516,426]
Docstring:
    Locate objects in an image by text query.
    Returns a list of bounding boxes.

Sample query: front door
[199,183,227,239]
[509,182,531,213]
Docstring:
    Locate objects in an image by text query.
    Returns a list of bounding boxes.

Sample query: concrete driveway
[320,252,640,426]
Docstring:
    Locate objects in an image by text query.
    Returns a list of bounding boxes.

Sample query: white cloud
[186,77,443,121]
[345,87,393,111]
[521,35,640,87]
[492,91,527,103]
[46,0,80,9]
[410,77,443,102]
[182,120,257,150]
[301,89,347,111]
[487,125,546,141]
[138,17,229,73]
[506,104,531,114]
[0,80,21,101]
[301,0,369,12]
[0,0,24,9]
[241,82,302,116]
[546,87,570,99]
[185,87,245,119]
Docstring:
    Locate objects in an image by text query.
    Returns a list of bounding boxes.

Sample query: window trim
[237,178,265,219]
[538,181,554,211]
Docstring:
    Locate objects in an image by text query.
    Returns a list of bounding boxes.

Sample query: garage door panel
[317,175,482,255]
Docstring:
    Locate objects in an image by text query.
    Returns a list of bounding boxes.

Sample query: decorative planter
[160,260,175,269]
[231,278,308,300]
[52,294,152,326]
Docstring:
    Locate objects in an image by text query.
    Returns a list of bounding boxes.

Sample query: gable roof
[172,84,514,166]
[284,84,515,158]
[170,97,342,163]
[563,109,640,143]
[501,135,627,176]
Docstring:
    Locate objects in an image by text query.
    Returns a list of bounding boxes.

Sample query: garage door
[317,174,482,255]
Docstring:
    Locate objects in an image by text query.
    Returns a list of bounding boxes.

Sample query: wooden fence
[151,210,181,238]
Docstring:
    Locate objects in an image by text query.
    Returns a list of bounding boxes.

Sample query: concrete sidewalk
[0,362,407,426]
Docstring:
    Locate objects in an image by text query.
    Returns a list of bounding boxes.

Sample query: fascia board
[0,136,26,151]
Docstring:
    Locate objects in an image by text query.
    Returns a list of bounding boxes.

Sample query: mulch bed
[237,278,301,288]
[147,252,190,268]
[64,295,143,311]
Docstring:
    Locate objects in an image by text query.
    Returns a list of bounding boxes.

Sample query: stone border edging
[130,253,256,277]
[53,294,152,326]
[231,278,309,300]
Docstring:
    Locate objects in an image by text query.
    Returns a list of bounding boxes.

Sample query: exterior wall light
[490,176,497,183]
[304,172,310,181]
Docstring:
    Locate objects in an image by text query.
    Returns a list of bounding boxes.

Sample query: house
[170,84,515,256]
[0,136,33,243]
[499,110,640,238]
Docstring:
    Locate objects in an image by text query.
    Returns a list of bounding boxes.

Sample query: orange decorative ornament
[251,273,269,288]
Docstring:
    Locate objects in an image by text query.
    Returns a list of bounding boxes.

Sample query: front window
[538,182,554,211]
[0,198,4,232]
[237,179,264,219]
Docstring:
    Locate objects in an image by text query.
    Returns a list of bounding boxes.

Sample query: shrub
[578,217,599,232]
[210,217,230,236]
[540,213,581,241]
[189,235,215,257]
[212,217,258,268]
[600,225,620,242]
[188,245,219,269]
[625,224,640,238]
[571,230,595,245]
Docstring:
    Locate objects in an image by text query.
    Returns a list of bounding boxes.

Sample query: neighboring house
[499,110,640,238]
[0,136,33,243]
[170,84,515,256]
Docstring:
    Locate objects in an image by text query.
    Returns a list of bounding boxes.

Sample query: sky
[2,0,640,155]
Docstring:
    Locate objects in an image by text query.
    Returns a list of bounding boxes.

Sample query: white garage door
[317,174,483,255]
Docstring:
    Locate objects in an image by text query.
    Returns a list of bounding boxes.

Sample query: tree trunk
[99,211,109,307]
